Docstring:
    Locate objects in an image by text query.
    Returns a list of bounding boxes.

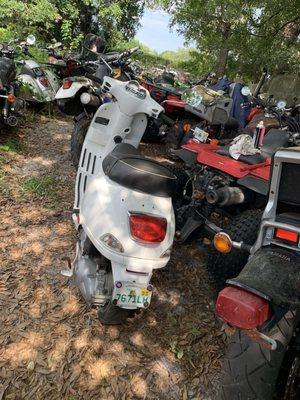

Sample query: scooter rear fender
[228,246,300,309]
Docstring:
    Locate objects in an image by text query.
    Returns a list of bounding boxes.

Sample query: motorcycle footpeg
[177,216,204,243]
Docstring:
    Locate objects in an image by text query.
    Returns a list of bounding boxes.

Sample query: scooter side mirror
[26,35,36,46]
[83,33,106,55]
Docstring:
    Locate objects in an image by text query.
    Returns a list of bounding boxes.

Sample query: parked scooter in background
[55,33,140,167]
[17,35,60,108]
[61,76,177,324]
[214,146,300,399]
[0,40,25,127]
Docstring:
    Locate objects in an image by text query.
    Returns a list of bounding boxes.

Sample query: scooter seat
[102,143,177,197]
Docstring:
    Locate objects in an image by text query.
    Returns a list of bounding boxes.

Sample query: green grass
[21,176,60,205]
[0,139,23,153]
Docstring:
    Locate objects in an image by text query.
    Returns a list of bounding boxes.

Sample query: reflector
[129,213,167,243]
[275,228,299,244]
[216,286,270,329]
[39,77,49,87]
[62,79,73,89]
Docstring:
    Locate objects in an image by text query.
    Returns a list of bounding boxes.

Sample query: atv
[172,103,300,290]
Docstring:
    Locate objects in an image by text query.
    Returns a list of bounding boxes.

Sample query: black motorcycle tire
[219,311,299,400]
[70,116,90,168]
[205,209,262,291]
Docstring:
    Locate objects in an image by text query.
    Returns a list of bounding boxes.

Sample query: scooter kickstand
[61,256,74,277]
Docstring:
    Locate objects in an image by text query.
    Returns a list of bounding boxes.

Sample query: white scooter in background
[62,76,177,324]
[17,35,60,106]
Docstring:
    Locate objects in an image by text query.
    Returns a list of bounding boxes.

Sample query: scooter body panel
[80,174,174,264]
[18,73,55,102]
[44,69,60,93]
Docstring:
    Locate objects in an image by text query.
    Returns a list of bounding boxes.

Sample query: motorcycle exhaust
[6,115,18,127]
[206,186,247,206]
[80,93,101,107]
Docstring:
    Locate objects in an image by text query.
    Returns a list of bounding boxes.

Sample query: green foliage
[154,0,300,80]
[0,0,145,49]
[21,176,60,205]
[0,139,23,153]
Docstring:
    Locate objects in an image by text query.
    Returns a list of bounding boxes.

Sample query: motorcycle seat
[216,129,290,165]
[102,143,177,197]
[216,146,268,165]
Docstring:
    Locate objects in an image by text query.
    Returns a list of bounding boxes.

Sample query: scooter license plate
[113,282,152,308]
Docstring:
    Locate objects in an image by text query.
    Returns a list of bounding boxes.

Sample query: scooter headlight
[100,233,124,253]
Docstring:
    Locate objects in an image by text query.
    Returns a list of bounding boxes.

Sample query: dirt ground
[0,115,225,400]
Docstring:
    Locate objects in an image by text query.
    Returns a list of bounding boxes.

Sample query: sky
[135,9,186,53]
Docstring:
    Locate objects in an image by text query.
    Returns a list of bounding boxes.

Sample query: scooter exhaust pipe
[206,186,247,206]
[80,93,101,107]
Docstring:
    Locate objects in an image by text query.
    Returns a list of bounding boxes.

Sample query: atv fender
[172,148,197,166]
[228,246,300,309]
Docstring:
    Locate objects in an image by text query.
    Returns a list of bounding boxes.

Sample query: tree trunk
[216,23,231,77]
[216,47,229,76]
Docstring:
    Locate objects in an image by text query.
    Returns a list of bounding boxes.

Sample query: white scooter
[62,77,177,324]
[17,35,60,105]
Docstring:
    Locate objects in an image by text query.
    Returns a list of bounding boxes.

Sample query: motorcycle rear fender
[55,81,89,100]
[228,246,300,309]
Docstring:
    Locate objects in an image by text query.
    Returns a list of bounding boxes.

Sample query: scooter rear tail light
[216,286,270,329]
[39,77,49,87]
[62,79,73,89]
[129,213,167,243]
[274,228,299,244]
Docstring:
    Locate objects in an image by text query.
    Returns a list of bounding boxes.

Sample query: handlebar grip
[85,74,103,84]
[159,113,175,126]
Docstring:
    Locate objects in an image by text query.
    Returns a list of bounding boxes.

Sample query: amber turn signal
[182,122,191,134]
[7,94,16,103]
[213,232,232,253]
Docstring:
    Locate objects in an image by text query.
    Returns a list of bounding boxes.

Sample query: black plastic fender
[228,246,300,309]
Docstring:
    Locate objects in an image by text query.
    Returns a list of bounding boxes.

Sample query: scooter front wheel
[98,301,136,325]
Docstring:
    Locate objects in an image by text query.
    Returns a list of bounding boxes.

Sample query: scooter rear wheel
[98,301,136,325]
